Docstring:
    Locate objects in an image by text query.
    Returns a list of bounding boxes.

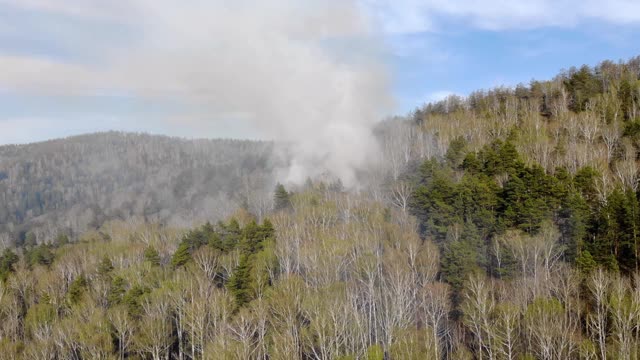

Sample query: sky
[0,0,639,145]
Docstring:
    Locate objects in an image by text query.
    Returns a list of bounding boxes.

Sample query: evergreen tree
[26,244,55,268]
[171,241,192,268]
[274,183,291,211]
[143,246,161,266]
[108,276,127,306]
[441,239,478,294]
[0,248,18,282]
[228,254,253,308]
[68,275,88,305]
[123,285,147,318]
[445,136,468,168]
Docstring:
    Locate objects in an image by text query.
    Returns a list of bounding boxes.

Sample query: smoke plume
[119,0,392,186]
[0,0,392,186]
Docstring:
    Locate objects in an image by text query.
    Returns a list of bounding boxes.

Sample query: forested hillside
[0,132,277,247]
[1,56,640,359]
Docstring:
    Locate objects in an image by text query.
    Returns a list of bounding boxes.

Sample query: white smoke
[118,0,392,186]
[0,0,392,186]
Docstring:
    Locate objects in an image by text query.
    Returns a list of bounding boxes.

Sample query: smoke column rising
[119,0,392,186]
[0,0,392,186]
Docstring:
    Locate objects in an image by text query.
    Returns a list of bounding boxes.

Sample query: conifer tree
[143,246,161,267]
[274,183,291,211]
[171,241,192,268]
[108,276,127,306]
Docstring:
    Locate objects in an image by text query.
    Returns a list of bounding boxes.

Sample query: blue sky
[391,22,640,110]
[0,0,639,145]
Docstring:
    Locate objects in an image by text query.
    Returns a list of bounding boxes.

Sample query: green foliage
[564,65,602,112]
[228,254,253,307]
[108,276,127,306]
[143,246,161,266]
[585,188,640,273]
[576,250,598,274]
[525,297,564,319]
[171,241,192,268]
[123,285,148,318]
[25,302,56,335]
[97,255,114,276]
[68,275,88,305]
[366,344,385,360]
[25,244,55,268]
[5,55,640,360]
[335,356,356,360]
[274,183,291,211]
[227,220,276,308]
[441,238,480,293]
[172,219,248,267]
[445,136,468,167]
[0,248,18,282]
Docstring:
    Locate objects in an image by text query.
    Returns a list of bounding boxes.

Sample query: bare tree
[588,269,610,360]
[108,306,135,360]
[389,180,414,214]
[462,274,496,360]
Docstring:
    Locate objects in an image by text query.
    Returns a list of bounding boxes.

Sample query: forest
[1,55,640,359]
[0,132,278,247]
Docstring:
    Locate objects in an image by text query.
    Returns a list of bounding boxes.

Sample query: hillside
[0,132,278,245]
[1,56,640,359]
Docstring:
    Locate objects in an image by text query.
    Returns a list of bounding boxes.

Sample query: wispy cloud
[364,0,640,34]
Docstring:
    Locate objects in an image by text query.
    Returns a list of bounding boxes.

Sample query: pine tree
[143,246,161,266]
[123,285,147,318]
[68,275,88,305]
[445,136,468,168]
[228,254,253,307]
[171,241,192,268]
[0,248,18,282]
[108,276,127,306]
[441,239,478,295]
[274,183,291,211]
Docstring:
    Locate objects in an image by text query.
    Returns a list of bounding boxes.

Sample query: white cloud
[363,0,640,34]
[0,0,131,22]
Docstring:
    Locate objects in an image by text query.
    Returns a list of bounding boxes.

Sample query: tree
[228,254,254,308]
[441,239,479,295]
[97,255,114,277]
[0,249,19,282]
[108,276,127,306]
[445,136,468,168]
[135,292,174,360]
[67,275,88,305]
[143,246,161,267]
[462,274,496,360]
[171,241,192,268]
[109,305,135,360]
[587,269,610,360]
[274,183,291,211]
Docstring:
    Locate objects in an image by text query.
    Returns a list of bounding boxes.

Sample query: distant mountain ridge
[0,132,278,245]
